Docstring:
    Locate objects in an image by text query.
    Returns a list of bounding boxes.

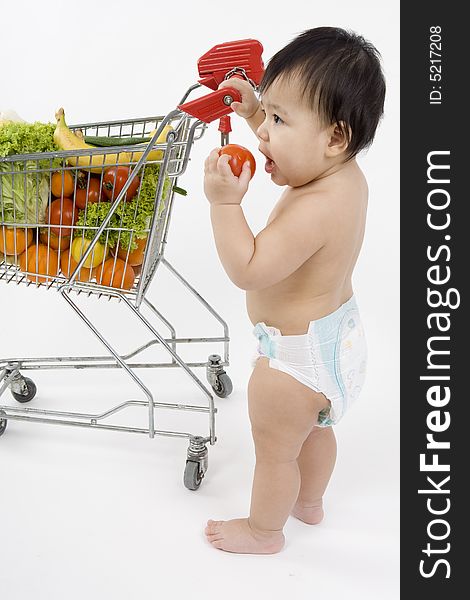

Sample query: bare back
[246,159,368,335]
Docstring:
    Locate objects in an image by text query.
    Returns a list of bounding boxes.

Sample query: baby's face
[257,77,332,188]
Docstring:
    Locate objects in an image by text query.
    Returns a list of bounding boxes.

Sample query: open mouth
[259,147,276,174]
[264,158,275,174]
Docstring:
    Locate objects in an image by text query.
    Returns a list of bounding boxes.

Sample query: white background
[0,1,399,598]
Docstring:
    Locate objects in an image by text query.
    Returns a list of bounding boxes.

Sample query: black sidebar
[401,2,467,596]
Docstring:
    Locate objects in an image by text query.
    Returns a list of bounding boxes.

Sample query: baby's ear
[326,121,352,157]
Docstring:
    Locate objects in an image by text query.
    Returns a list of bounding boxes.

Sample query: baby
[203,27,385,554]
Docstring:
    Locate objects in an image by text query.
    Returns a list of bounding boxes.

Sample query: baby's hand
[204,148,252,206]
[218,79,260,120]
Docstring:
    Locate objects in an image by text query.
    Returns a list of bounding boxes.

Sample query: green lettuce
[0,121,57,158]
[75,164,172,251]
[0,121,59,225]
[0,161,50,226]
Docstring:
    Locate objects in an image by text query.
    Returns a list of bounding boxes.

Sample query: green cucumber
[84,135,152,147]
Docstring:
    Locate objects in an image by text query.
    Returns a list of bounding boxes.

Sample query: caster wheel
[184,460,203,491]
[0,410,7,437]
[11,377,37,403]
[212,372,233,398]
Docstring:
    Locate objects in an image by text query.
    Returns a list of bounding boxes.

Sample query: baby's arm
[206,153,329,291]
[218,79,264,136]
[238,194,329,290]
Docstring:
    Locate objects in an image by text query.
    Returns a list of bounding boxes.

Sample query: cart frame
[0,83,235,490]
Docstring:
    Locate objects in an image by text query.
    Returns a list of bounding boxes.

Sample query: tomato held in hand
[102,166,140,202]
[219,144,256,178]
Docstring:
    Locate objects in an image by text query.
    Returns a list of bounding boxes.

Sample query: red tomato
[102,166,140,202]
[219,144,256,178]
[75,177,103,209]
[116,236,147,266]
[19,244,59,283]
[60,250,96,282]
[47,197,78,236]
[0,226,33,256]
[39,229,71,251]
[51,171,75,198]
[96,257,135,290]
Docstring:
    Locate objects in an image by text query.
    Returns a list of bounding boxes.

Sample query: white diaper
[252,295,367,427]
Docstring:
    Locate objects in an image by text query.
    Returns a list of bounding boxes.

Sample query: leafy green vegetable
[0,122,57,158]
[0,161,50,226]
[75,164,171,251]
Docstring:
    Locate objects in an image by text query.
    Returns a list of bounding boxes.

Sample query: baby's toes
[205,519,224,535]
[206,531,224,543]
[210,539,225,550]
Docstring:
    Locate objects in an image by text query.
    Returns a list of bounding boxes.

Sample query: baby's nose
[256,122,268,141]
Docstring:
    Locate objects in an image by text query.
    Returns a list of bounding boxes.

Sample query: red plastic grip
[197,39,264,90]
[178,87,242,124]
[218,115,232,134]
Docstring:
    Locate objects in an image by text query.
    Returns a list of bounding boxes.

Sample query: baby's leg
[205,357,325,554]
[292,425,337,524]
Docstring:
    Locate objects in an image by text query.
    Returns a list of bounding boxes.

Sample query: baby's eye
[273,114,283,124]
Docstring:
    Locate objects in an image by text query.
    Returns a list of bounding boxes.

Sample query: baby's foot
[204,518,285,554]
[291,500,324,525]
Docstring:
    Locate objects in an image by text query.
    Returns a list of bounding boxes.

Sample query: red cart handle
[178,87,241,124]
[197,39,264,90]
[178,39,264,124]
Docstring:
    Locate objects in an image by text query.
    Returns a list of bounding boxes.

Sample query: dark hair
[258,27,386,160]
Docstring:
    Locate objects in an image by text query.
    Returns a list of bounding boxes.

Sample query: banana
[53,109,169,172]
[54,108,131,173]
[149,124,173,141]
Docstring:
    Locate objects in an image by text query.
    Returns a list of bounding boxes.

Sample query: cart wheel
[11,377,37,403]
[0,411,7,437]
[184,460,204,491]
[212,372,233,398]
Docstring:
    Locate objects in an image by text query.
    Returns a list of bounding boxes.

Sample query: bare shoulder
[281,162,367,221]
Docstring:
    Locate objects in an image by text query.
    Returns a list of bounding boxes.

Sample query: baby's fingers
[217,153,234,176]
[238,161,252,188]
[204,147,222,173]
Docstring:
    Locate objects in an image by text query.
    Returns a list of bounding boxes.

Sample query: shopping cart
[0,39,264,490]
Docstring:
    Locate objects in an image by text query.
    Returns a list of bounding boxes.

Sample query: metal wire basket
[0,38,264,490]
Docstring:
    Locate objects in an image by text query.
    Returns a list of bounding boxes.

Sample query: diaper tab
[253,322,278,359]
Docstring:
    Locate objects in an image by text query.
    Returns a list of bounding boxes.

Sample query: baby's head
[259,27,386,163]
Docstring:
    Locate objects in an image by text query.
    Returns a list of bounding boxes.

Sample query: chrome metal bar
[178,83,202,105]
[0,338,228,364]
[118,293,216,443]
[141,301,177,359]
[0,361,227,371]
[0,367,19,397]
[169,119,206,178]
[135,117,180,307]
[121,294,214,400]
[2,399,211,420]
[161,258,230,365]
[60,288,156,438]
[2,413,193,439]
